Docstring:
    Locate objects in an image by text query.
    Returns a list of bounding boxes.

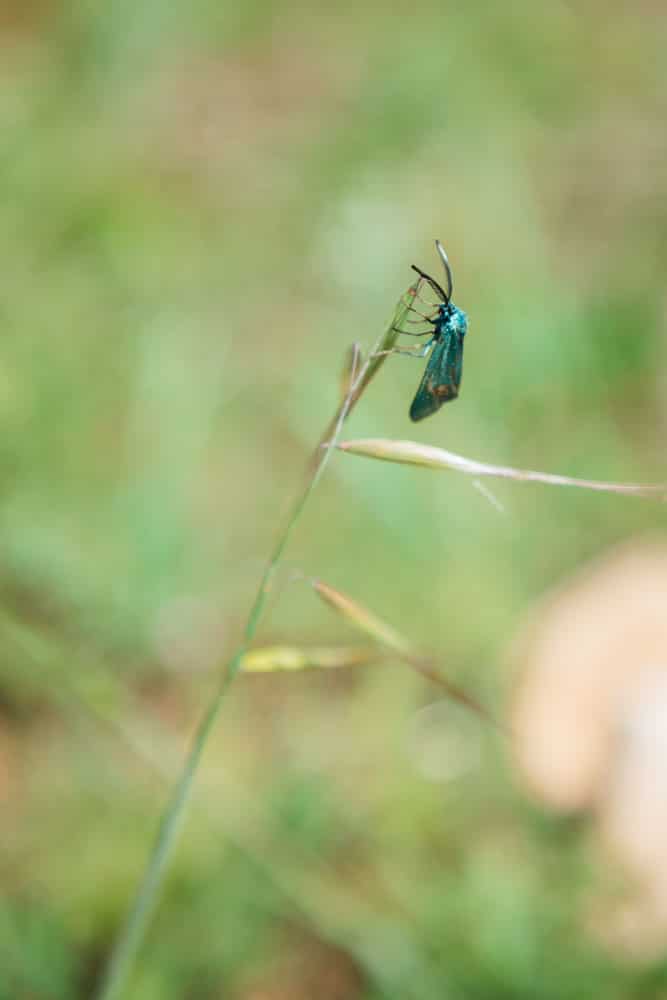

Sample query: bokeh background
[2,2,667,997]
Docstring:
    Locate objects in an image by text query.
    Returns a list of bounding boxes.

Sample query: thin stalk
[95,317,398,999]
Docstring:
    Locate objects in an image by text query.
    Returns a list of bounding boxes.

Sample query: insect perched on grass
[391,240,468,422]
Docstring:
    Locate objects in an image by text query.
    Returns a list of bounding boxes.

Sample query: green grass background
[2,1,667,996]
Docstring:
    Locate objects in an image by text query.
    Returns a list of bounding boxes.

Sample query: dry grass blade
[338,439,667,500]
[406,655,503,731]
[339,343,363,404]
[317,282,420,452]
[242,644,380,673]
[96,329,384,1000]
[311,579,497,727]
[312,579,416,657]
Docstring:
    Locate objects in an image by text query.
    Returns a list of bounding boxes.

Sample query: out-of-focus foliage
[1,1,667,996]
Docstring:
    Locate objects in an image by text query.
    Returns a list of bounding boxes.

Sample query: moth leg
[400,302,434,323]
[412,289,440,309]
[400,292,438,323]
[402,283,440,310]
[390,324,433,338]
[374,338,435,360]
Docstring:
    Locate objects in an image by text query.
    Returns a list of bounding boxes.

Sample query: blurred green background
[2,1,667,997]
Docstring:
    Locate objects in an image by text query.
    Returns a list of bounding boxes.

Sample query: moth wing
[409,332,463,422]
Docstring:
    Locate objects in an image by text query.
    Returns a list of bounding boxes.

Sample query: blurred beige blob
[511,539,667,956]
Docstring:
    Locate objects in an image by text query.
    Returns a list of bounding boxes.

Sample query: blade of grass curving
[351,279,418,404]
[404,654,503,731]
[316,279,420,449]
[312,579,416,657]
[338,439,667,500]
[311,578,499,729]
[30,629,431,998]
[95,291,410,1000]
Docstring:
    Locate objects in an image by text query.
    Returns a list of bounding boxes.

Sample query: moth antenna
[434,239,453,302]
[411,264,448,304]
